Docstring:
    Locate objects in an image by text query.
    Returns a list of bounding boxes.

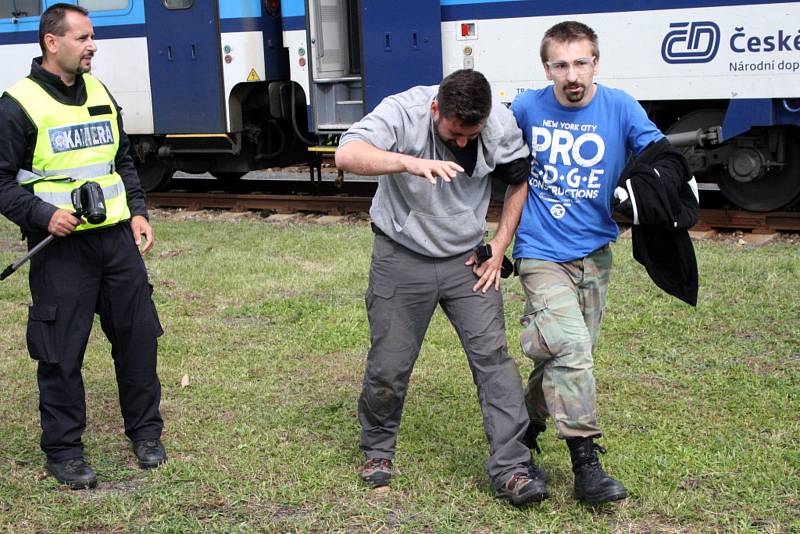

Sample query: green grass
[0,214,797,533]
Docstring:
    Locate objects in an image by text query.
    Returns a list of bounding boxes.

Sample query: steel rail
[147,192,800,232]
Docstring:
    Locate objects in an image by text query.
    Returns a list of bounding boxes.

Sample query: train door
[143,0,225,134]
[359,0,441,112]
[306,0,441,133]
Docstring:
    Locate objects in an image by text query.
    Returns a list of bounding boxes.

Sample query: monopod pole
[0,234,55,280]
[1,182,105,281]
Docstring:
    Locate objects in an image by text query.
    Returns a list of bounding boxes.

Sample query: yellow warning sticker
[247,68,261,81]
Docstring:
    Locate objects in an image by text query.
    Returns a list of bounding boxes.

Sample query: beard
[434,119,475,151]
[76,54,93,74]
[433,120,457,150]
[561,81,587,103]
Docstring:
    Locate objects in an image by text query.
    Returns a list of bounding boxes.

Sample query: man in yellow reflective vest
[0,4,165,489]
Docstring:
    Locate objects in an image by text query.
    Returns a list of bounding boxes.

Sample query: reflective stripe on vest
[34,180,125,208]
[5,74,130,231]
[16,161,116,184]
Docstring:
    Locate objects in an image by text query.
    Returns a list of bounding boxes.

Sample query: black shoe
[359,457,392,488]
[566,437,627,504]
[46,458,97,490]
[133,439,167,469]
[528,460,550,483]
[495,470,550,507]
[523,421,547,454]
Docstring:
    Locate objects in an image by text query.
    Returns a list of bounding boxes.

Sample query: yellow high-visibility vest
[5,73,130,231]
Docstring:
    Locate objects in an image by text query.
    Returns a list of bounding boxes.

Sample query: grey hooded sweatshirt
[339,85,529,258]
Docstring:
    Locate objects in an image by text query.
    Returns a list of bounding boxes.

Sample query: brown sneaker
[359,457,392,488]
[495,470,550,506]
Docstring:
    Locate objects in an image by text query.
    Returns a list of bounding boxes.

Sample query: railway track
[146,190,800,233]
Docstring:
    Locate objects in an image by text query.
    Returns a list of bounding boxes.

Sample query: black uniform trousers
[26,222,164,462]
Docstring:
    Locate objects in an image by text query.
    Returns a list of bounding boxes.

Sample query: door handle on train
[166,45,173,61]
[191,44,197,60]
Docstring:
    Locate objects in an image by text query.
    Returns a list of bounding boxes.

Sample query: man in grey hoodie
[335,70,547,506]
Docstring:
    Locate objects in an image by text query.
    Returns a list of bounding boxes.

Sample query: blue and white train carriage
[2,0,800,211]
[0,0,312,191]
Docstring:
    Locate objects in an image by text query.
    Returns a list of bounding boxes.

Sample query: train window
[1,0,41,19]
[77,0,129,11]
[162,0,193,8]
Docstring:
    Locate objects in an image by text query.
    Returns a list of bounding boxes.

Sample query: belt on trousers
[370,222,388,238]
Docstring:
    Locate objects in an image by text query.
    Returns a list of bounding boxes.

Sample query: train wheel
[136,157,173,192]
[210,171,247,183]
[717,128,800,212]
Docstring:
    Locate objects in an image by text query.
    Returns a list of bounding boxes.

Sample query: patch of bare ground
[635,373,687,393]
[79,477,146,500]
[240,501,311,522]
[149,208,263,222]
[734,331,764,341]
[716,230,800,246]
[149,207,368,225]
[221,316,274,326]
[607,519,697,534]
[746,351,800,376]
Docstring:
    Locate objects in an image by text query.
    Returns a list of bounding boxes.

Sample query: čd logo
[661,21,720,64]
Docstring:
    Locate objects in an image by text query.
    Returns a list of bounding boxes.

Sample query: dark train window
[78,0,130,11]
[162,0,193,9]
[1,0,41,19]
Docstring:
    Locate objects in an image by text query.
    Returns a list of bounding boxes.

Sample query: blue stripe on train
[220,17,265,32]
[0,17,273,45]
[219,0,262,19]
[0,23,146,45]
[282,16,305,31]
[440,0,799,21]
[281,0,306,18]
[271,0,800,24]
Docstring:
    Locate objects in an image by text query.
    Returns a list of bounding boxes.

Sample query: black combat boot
[46,457,97,489]
[566,437,627,504]
[133,439,167,469]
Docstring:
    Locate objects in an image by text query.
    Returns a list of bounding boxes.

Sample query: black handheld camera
[1,182,108,280]
[70,181,107,225]
[474,243,514,279]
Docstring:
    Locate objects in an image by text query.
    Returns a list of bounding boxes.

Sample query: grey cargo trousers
[359,234,531,484]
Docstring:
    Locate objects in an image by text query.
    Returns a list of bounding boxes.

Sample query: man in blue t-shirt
[509,21,664,505]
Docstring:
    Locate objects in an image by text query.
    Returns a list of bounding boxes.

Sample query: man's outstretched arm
[335,140,463,185]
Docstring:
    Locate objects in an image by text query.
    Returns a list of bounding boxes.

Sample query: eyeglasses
[545,56,596,76]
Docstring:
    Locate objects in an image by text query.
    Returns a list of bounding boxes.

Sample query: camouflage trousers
[516,245,612,439]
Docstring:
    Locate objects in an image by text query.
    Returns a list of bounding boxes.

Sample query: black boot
[46,458,97,489]
[133,439,167,469]
[523,421,547,454]
[566,437,627,504]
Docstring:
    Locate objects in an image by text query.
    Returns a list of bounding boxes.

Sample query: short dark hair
[436,69,492,126]
[540,21,599,64]
[39,3,90,55]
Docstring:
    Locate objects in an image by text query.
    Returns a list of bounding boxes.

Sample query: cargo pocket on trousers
[365,279,396,314]
[519,295,566,363]
[26,304,60,363]
[148,283,165,338]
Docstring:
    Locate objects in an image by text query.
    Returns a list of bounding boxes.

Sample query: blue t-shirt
[511,84,663,262]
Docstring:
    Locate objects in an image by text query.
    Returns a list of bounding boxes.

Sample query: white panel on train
[91,38,153,135]
[220,31,266,132]
[0,43,40,90]
[442,4,800,103]
[285,30,311,99]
